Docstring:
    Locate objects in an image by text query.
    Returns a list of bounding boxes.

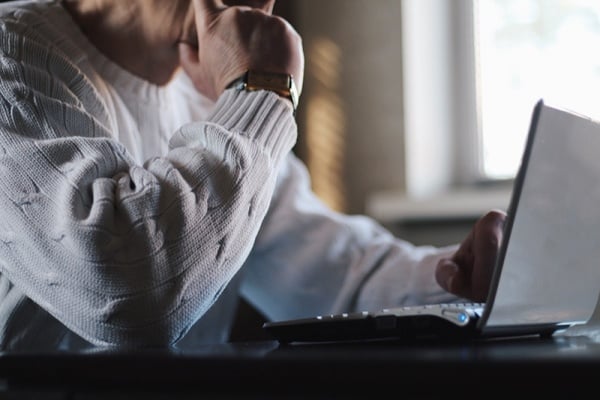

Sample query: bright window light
[476,0,600,179]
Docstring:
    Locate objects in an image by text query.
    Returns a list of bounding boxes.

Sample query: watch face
[246,71,298,112]
[246,71,292,92]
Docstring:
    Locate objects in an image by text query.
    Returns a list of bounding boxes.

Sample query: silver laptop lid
[480,100,600,332]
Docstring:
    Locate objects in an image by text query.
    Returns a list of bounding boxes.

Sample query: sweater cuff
[207,89,297,163]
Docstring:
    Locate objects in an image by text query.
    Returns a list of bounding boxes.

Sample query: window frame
[401,0,504,200]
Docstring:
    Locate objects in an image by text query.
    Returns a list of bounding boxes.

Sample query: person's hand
[222,0,275,12]
[435,210,507,302]
[179,0,304,101]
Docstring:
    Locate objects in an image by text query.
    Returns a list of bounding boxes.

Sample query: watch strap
[227,70,298,115]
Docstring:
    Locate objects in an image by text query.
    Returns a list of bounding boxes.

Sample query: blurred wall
[278,0,407,215]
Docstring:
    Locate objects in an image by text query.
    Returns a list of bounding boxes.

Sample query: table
[1,333,600,399]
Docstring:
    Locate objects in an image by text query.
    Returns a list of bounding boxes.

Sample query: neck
[63,0,195,85]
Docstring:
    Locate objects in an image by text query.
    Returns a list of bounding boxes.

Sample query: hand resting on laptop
[436,210,507,302]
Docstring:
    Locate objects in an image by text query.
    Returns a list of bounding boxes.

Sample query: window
[402,0,600,194]
[476,0,600,179]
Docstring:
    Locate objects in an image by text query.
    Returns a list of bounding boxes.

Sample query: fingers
[478,209,506,232]
[223,0,276,14]
[474,210,506,268]
[194,0,225,31]
[435,258,457,295]
[436,210,507,302]
[437,256,473,295]
[470,210,506,300]
[194,0,274,30]
[197,0,225,15]
[185,0,303,100]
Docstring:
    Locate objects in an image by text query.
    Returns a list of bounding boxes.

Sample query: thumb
[435,258,458,294]
[435,258,470,299]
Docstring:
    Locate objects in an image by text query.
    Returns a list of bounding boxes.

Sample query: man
[0,0,505,349]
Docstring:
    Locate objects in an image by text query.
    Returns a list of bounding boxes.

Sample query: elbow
[75,293,198,348]
[80,315,193,349]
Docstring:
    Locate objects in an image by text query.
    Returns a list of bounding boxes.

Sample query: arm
[241,155,506,321]
[240,154,462,321]
[0,4,298,347]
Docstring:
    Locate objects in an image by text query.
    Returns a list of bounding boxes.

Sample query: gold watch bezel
[229,70,299,114]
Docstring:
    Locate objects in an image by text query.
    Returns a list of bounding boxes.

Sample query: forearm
[240,155,461,321]
[0,0,300,348]
[0,87,296,347]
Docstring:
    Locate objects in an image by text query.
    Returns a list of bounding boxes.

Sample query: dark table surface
[2,332,600,399]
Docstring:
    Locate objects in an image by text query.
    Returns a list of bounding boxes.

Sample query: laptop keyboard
[309,303,485,328]
[263,303,486,344]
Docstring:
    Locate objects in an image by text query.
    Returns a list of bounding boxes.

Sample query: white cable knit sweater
[0,0,459,350]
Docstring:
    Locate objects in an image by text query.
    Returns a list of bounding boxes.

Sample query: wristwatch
[227,70,299,115]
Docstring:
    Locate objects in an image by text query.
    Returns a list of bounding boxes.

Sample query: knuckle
[477,212,504,248]
[486,234,499,249]
[480,210,506,230]
[262,15,291,36]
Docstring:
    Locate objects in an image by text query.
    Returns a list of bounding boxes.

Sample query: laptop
[263,99,600,344]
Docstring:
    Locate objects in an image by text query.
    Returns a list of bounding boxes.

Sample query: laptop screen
[482,100,600,330]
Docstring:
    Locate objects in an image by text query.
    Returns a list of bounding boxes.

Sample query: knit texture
[0,1,296,346]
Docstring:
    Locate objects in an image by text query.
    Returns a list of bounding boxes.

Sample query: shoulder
[0,0,63,32]
[0,1,116,142]
[0,0,85,64]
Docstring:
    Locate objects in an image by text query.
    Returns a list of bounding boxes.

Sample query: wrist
[227,70,299,115]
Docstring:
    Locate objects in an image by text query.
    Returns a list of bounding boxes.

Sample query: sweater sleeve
[240,154,461,322]
[0,15,296,347]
